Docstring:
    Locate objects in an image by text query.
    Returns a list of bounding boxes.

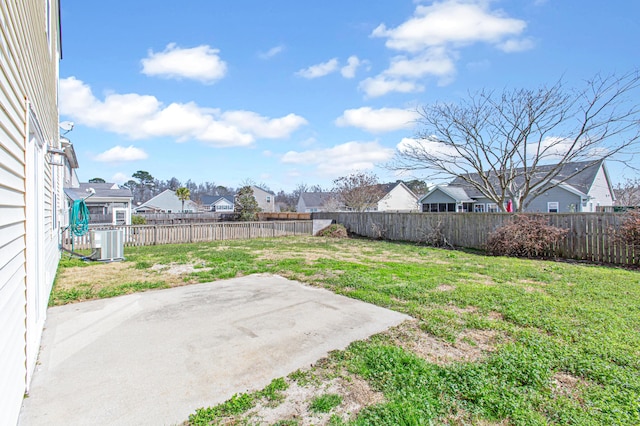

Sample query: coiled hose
[69,199,90,237]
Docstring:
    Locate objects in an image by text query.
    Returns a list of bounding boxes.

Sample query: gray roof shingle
[65,182,132,200]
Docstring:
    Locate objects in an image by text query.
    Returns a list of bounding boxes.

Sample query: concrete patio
[19,274,409,425]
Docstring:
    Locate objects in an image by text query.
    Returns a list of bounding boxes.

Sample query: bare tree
[615,178,640,207]
[393,71,640,212]
[332,172,385,212]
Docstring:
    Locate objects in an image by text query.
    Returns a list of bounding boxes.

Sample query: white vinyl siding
[587,165,614,208]
[377,184,419,212]
[0,1,61,424]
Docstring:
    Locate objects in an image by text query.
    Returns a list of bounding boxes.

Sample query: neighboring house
[135,189,199,213]
[65,183,134,225]
[251,185,277,212]
[419,160,615,213]
[376,182,420,212]
[200,195,235,212]
[0,1,63,424]
[297,192,342,213]
[297,183,419,213]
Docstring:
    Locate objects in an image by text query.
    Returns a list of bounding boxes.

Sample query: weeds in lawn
[309,393,343,413]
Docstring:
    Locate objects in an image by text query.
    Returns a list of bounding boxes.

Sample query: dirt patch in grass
[256,249,365,265]
[488,311,504,321]
[551,372,588,403]
[386,321,505,365]
[436,284,456,292]
[444,305,478,315]
[53,261,201,304]
[246,374,383,425]
[150,263,212,275]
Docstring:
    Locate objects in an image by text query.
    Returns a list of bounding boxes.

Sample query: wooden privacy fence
[313,212,638,266]
[63,220,312,250]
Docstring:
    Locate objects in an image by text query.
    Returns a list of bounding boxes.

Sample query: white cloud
[222,111,308,139]
[396,137,461,161]
[359,75,424,98]
[141,43,227,84]
[281,141,394,176]
[295,58,339,79]
[497,37,535,52]
[372,1,527,52]
[60,77,307,148]
[526,136,597,161]
[95,145,148,162]
[365,0,531,96]
[335,107,420,133]
[112,172,129,185]
[385,48,456,79]
[341,55,365,78]
[259,45,285,59]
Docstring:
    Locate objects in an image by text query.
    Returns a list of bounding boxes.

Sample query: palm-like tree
[176,187,191,212]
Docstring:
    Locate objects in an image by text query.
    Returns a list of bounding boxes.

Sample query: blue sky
[59,0,639,192]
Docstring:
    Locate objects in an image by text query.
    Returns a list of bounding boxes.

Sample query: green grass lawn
[54,236,640,425]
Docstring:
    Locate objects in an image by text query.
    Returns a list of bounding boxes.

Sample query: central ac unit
[90,229,125,261]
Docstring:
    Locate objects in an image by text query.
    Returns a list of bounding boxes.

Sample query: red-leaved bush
[486,215,568,258]
[615,210,640,249]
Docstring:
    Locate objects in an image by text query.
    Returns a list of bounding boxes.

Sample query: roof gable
[419,185,474,203]
[383,182,419,201]
[136,189,198,211]
[449,160,605,198]
[300,192,336,208]
[200,195,234,205]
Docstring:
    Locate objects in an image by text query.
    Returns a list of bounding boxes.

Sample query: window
[486,203,499,213]
[548,202,559,213]
[422,203,456,212]
[266,196,271,203]
[474,204,485,213]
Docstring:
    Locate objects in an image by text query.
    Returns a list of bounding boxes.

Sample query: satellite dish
[59,121,74,132]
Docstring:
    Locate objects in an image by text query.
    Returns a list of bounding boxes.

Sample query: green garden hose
[69,199,90,237]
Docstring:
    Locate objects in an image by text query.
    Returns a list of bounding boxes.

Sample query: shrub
[615,210,640,249]
[486,215,568,258]
[418,219,453,249]
[317,224,348,238]
[131,215,147,225]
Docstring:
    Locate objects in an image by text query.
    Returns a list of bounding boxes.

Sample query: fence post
[153,226,157,245]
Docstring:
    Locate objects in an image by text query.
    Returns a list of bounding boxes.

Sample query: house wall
[587,165,614,211]
[420,189,457,204]
[296,197,307,213]
[252,186,276,212]
[0,1,62,424]
[213,199,234,211]
[378,185,418,212]
[525,186,582,213]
